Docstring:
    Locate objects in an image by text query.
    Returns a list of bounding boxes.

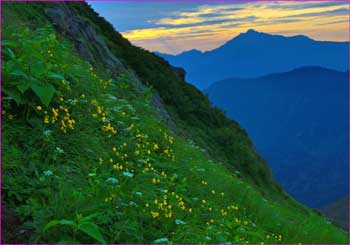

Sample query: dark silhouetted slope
[206,67,349,207]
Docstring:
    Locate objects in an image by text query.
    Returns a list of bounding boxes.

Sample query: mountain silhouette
[156,30,349,90]
[205,66,349,207]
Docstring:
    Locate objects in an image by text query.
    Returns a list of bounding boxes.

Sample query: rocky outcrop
[45,4,124,74]
[44,3,176,131]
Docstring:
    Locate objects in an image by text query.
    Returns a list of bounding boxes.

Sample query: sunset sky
[88,1,349,54]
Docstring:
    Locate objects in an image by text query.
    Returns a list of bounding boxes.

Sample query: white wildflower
[123,171,134,178]
[43,129,52,137]
[55,147,64,154]
[43,170,53,176]
[154,238,169,244]
[175,219,186,225]
[107,177,119,184]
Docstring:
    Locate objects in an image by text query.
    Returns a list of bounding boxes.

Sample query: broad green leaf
[78,222,106,244]
[17,82,31,93]
[80,213,100,223]
[43,219,75,232]
[31,84,55,107]
[48,72,65,80]
[2,87,23,105]
[10,69,28,78]
[30,61,46,77]
[5,60,20,75]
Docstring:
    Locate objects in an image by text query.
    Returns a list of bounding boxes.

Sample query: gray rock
[45,4,124,73]
[44,3,176,132]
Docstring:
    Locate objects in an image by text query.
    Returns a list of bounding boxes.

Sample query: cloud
[154,16,256,29]
[267,1,347,10]
[89,1,349,54]
[316,19,348,26]
[288,7,349,18]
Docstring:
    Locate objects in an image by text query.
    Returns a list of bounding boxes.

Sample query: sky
[88,1,349,54]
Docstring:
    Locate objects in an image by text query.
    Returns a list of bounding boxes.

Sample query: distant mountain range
[155,29,349,90]
[205,66,349,208]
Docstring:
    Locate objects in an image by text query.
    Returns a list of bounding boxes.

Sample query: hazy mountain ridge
[206,66,349,208]
[156,30,349,90]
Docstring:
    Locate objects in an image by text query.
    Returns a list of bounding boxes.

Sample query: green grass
[2,2,349,244]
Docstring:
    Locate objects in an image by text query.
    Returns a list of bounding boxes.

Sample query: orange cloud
[121,1,349,54]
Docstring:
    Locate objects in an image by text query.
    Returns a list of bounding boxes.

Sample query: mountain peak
[233,29,270,40]
[178,49,202,56]
[246,29,259,34]
[239,29,313,41]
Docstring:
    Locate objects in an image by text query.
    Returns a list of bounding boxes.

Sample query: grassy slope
[2,2,349,244]
[69,2,284,195]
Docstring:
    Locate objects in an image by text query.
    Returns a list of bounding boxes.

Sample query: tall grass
[2,10,348,245]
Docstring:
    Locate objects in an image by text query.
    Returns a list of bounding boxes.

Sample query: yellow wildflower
[44,115,49,123]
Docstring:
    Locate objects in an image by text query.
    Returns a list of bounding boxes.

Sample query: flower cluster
[40,103,75,133]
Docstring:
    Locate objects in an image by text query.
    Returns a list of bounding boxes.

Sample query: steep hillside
[157,29,349,89]
[206,67,349,208]
[58,2,283,195]
[2,2,348,244]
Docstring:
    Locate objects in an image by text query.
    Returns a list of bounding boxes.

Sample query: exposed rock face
[45,4,124,74]
[44,3,176,131]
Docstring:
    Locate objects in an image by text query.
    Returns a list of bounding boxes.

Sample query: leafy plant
[2,3,348,245]
[43,213,106,244]
[2,27,68,119]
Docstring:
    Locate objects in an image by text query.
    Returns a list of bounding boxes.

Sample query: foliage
[2,3,349,245]
[43,213,106,244]
[2,28,59,108]
[68,2,281,194]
